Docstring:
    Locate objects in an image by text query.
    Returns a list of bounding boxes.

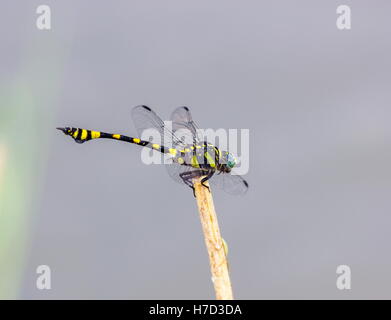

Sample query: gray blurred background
[1,0,390,299]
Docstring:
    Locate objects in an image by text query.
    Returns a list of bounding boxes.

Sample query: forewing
[131,105,183,147]
[170,106,202,144]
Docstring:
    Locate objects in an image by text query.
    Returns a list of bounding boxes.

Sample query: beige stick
[193,177,233,300]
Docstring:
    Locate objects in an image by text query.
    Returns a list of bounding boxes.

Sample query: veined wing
[166,106,204,185]
[131,105,203,186]
[131,105,184,148]
[165,158,203,185]
[170,106,203,145]
[209,172,249,195]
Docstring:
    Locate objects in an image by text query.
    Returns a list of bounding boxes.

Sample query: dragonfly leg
[200,171,214,192]
[180,170,208,197]
[179,171,197,196]
[192,186,196,197]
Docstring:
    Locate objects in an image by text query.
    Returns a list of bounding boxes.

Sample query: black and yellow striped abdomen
[63,127,101,143]
[57,127,177,154]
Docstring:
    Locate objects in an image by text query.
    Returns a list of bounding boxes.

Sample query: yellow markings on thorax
[112,134,121,139]
[177,157,184,165]
[179,147,192,153]
[214,147,222,160]
[133,138,141,143]
[191,155,200,168]
[72,129,79,138]
[152,144,160,150]
[204,152,216,168]
[91,131,100,139]
[168,148,177,156]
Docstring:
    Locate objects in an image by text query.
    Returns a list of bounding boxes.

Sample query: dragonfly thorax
[172,143,234,173]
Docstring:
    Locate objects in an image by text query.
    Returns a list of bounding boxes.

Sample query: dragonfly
[57,105,248,196]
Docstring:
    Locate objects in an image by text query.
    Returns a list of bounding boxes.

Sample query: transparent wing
[166,106,203,184]
[131,106,198,185]
[170,106,203,145]
[165,156,249,194]
[131,105,184,148]
[165,158,201,185]
[209,172,249,195]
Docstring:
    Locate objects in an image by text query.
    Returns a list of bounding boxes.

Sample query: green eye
[227,153,236,168]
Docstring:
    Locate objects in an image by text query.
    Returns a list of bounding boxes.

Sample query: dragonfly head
[220,152,237,172]
[227,152,237,169]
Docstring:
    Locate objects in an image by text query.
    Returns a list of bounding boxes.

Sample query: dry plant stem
[193,177,233,300]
